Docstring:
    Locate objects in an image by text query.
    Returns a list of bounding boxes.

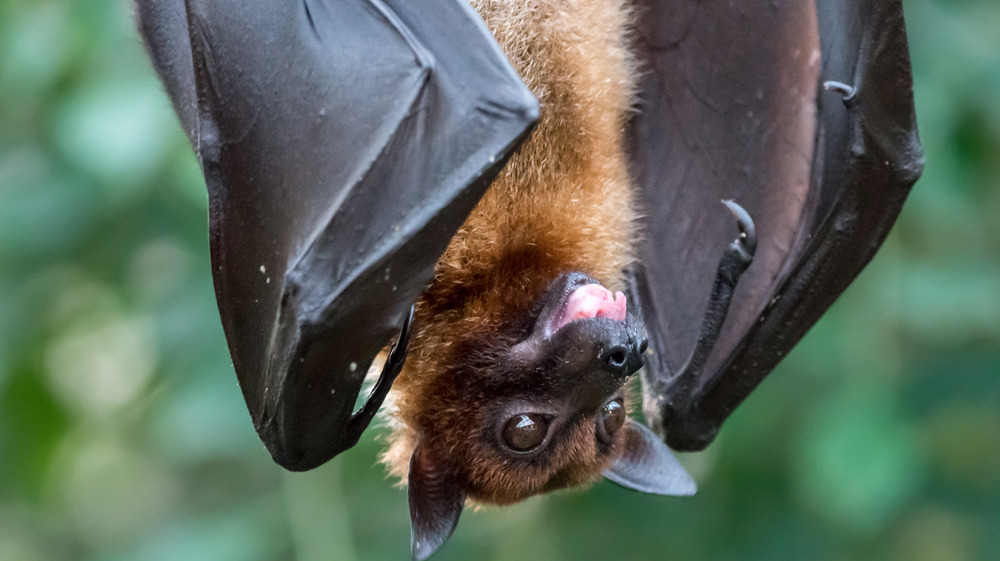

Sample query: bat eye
[502,413,549,452]
[597,398,625,444]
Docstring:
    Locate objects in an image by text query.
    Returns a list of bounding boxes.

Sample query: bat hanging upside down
[363,0,703,554]
[136,0,921,557]
[380,0,698,556]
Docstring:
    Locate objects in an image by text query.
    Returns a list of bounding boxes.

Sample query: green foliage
[0,0,997,559]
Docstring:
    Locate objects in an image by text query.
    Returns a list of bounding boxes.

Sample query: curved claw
[345,306,414,445]
[822,80,858,105]
[722,199,757,255]
[388,305,415,366]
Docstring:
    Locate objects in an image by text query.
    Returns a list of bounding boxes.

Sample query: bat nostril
[638,338,648,355]
[604,346,628,370]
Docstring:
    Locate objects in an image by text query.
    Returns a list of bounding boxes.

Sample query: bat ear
[407,440,465,561]
[602,419,697,496]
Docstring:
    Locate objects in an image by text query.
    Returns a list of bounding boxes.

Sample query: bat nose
[600,337,646,378]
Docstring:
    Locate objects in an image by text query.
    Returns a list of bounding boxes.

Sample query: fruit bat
[135,0,922,558]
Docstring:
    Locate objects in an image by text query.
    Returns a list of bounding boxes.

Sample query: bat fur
[382,0,641,505]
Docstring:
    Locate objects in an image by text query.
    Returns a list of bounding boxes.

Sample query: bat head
[400,272,696,560]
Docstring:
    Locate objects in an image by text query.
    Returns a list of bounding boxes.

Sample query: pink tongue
[555,284,627,330]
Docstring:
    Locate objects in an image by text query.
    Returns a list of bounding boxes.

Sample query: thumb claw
[721,200,757,255]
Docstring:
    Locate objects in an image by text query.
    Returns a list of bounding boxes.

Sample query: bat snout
[545,320,646,406]
[600,337,646,378]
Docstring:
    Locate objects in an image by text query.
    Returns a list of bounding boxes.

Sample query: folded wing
[137,0,538,470]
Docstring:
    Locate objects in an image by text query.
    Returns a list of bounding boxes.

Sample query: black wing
[136,0,537,471]
[626,0,923,449]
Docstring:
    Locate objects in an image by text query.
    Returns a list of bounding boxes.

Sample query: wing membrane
[628,0,922,449]
[138,0,538,469]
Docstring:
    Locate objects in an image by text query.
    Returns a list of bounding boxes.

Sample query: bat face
[394,272,695,559]
[412,272,646,503]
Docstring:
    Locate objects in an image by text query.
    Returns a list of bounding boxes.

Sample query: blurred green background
[1,0,997,560]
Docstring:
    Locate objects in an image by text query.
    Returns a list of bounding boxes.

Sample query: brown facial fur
[381,0,639,505]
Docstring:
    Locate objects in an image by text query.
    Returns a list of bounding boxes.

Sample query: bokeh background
[1,0,997,560]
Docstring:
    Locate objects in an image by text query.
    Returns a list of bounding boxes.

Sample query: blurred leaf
[95,503,289,561]
[792,383,927,534]
[0,148,102,262]
[0,1,77,118]
[891,507,981,561]
[51,79,176,193]
[0,365,70,500]
[896,260,1000,345]
[54,432,178,548]
[921,401,1000,489]
[146,375,261,466]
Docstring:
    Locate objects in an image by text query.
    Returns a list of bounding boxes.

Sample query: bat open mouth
[555,284,626,330]
[508,272,644,381]
[538,273,628,340]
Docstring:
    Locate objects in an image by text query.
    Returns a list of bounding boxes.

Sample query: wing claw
[722,199,757,256]
[823,80,858,104]
[346,306,414,446]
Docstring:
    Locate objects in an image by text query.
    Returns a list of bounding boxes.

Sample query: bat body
[136,0,922,559]
[377,1,698,554]
[384,0,639,492]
